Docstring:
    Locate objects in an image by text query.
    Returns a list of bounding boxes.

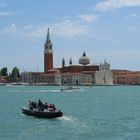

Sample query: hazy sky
[0,0,140,72]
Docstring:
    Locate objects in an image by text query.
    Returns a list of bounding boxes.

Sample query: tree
[0,67,8,76]
[11,67,21,82]
[7,73,12,82]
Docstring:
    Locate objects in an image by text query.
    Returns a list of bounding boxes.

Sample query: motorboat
[21,107,63,118]
[61,86,80,91]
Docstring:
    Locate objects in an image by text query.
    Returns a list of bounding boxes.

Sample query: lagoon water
[0,86,140,140]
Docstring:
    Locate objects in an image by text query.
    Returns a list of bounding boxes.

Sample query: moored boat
[61,86,80,91]
[21,107,63,118]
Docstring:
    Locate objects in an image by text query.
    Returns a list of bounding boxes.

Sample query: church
[22,28,113,86]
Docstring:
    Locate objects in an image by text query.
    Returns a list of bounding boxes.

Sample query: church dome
[79,51,90,65]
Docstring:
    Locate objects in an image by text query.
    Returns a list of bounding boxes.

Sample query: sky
[0,0,140,72]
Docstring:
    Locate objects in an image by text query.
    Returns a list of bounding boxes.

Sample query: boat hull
[21,107,63,118]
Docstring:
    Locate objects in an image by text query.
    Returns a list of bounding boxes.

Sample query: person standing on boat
[52,104,56,111]
[38,99,42,107]
[44,102,48,109]
[38,99,44,111]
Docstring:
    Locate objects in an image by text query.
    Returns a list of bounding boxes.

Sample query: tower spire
[62,57,65,68]
[69,57,72,65]
[46,28,51,43]
[44,28,53,72]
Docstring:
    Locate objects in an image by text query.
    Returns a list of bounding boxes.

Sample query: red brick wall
[44,53,53,72]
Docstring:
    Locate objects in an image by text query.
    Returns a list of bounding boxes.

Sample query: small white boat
[61,86,80,91]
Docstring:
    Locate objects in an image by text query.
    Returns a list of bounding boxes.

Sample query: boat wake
[59,116,89,132]
[20,113,26,116]
[39,90,60,93]
[59,116,75,122]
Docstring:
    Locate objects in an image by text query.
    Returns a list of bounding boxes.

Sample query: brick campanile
[44,28,53,72]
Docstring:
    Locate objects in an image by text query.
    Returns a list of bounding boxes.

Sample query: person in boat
[38,99,43,107]
[29,101,34,110]
[29,101,37,110]
[34,101,37,108]
[48,104,56,112]
[52,104,56,111]
[38,99,45,111]
[44,102,48,109]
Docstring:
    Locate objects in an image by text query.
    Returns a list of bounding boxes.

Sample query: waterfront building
[61,73,93,86]
[0,76,7,83]
[95,60,113,85]
[21,28,113,86]
[20,72,32,83]
[30,71,61,86]
[112,70,140,85]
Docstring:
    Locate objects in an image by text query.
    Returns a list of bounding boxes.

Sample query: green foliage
[0,67,8,76]
[11,67,21,82]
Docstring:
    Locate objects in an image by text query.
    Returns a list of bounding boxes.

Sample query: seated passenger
[29,101,33,110]
[38,106,44,111]
[48,104,56,112]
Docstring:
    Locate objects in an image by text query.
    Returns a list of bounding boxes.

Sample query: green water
[0,85,140,140]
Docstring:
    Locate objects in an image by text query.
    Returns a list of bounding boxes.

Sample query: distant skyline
[0,0,140,72]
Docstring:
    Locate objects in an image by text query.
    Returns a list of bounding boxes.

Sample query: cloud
[23,25,47,38]
[0,24,17,33]
[12,19,91,39]
[124,13,139,19]
[0,12,14,16]
[23,24,34,30]
[95,0,140,11]
[79,14,98,23]
[52,20,90,38]
[94,50,140,57]
[129,13,139,17]
[6,24,16,31]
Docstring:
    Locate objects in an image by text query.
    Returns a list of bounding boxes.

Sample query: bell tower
[44,28,53,72]
[62,57,65,68]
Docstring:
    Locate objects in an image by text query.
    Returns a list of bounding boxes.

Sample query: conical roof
[46,28,51,43]
[69,57,72,65]
[44,28,53,53]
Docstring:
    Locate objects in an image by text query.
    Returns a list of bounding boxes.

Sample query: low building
[61,73,93,86]
[21,60,113,86]
[21,70,93,86]
[112,70,140,85]
[0,76,7,83]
